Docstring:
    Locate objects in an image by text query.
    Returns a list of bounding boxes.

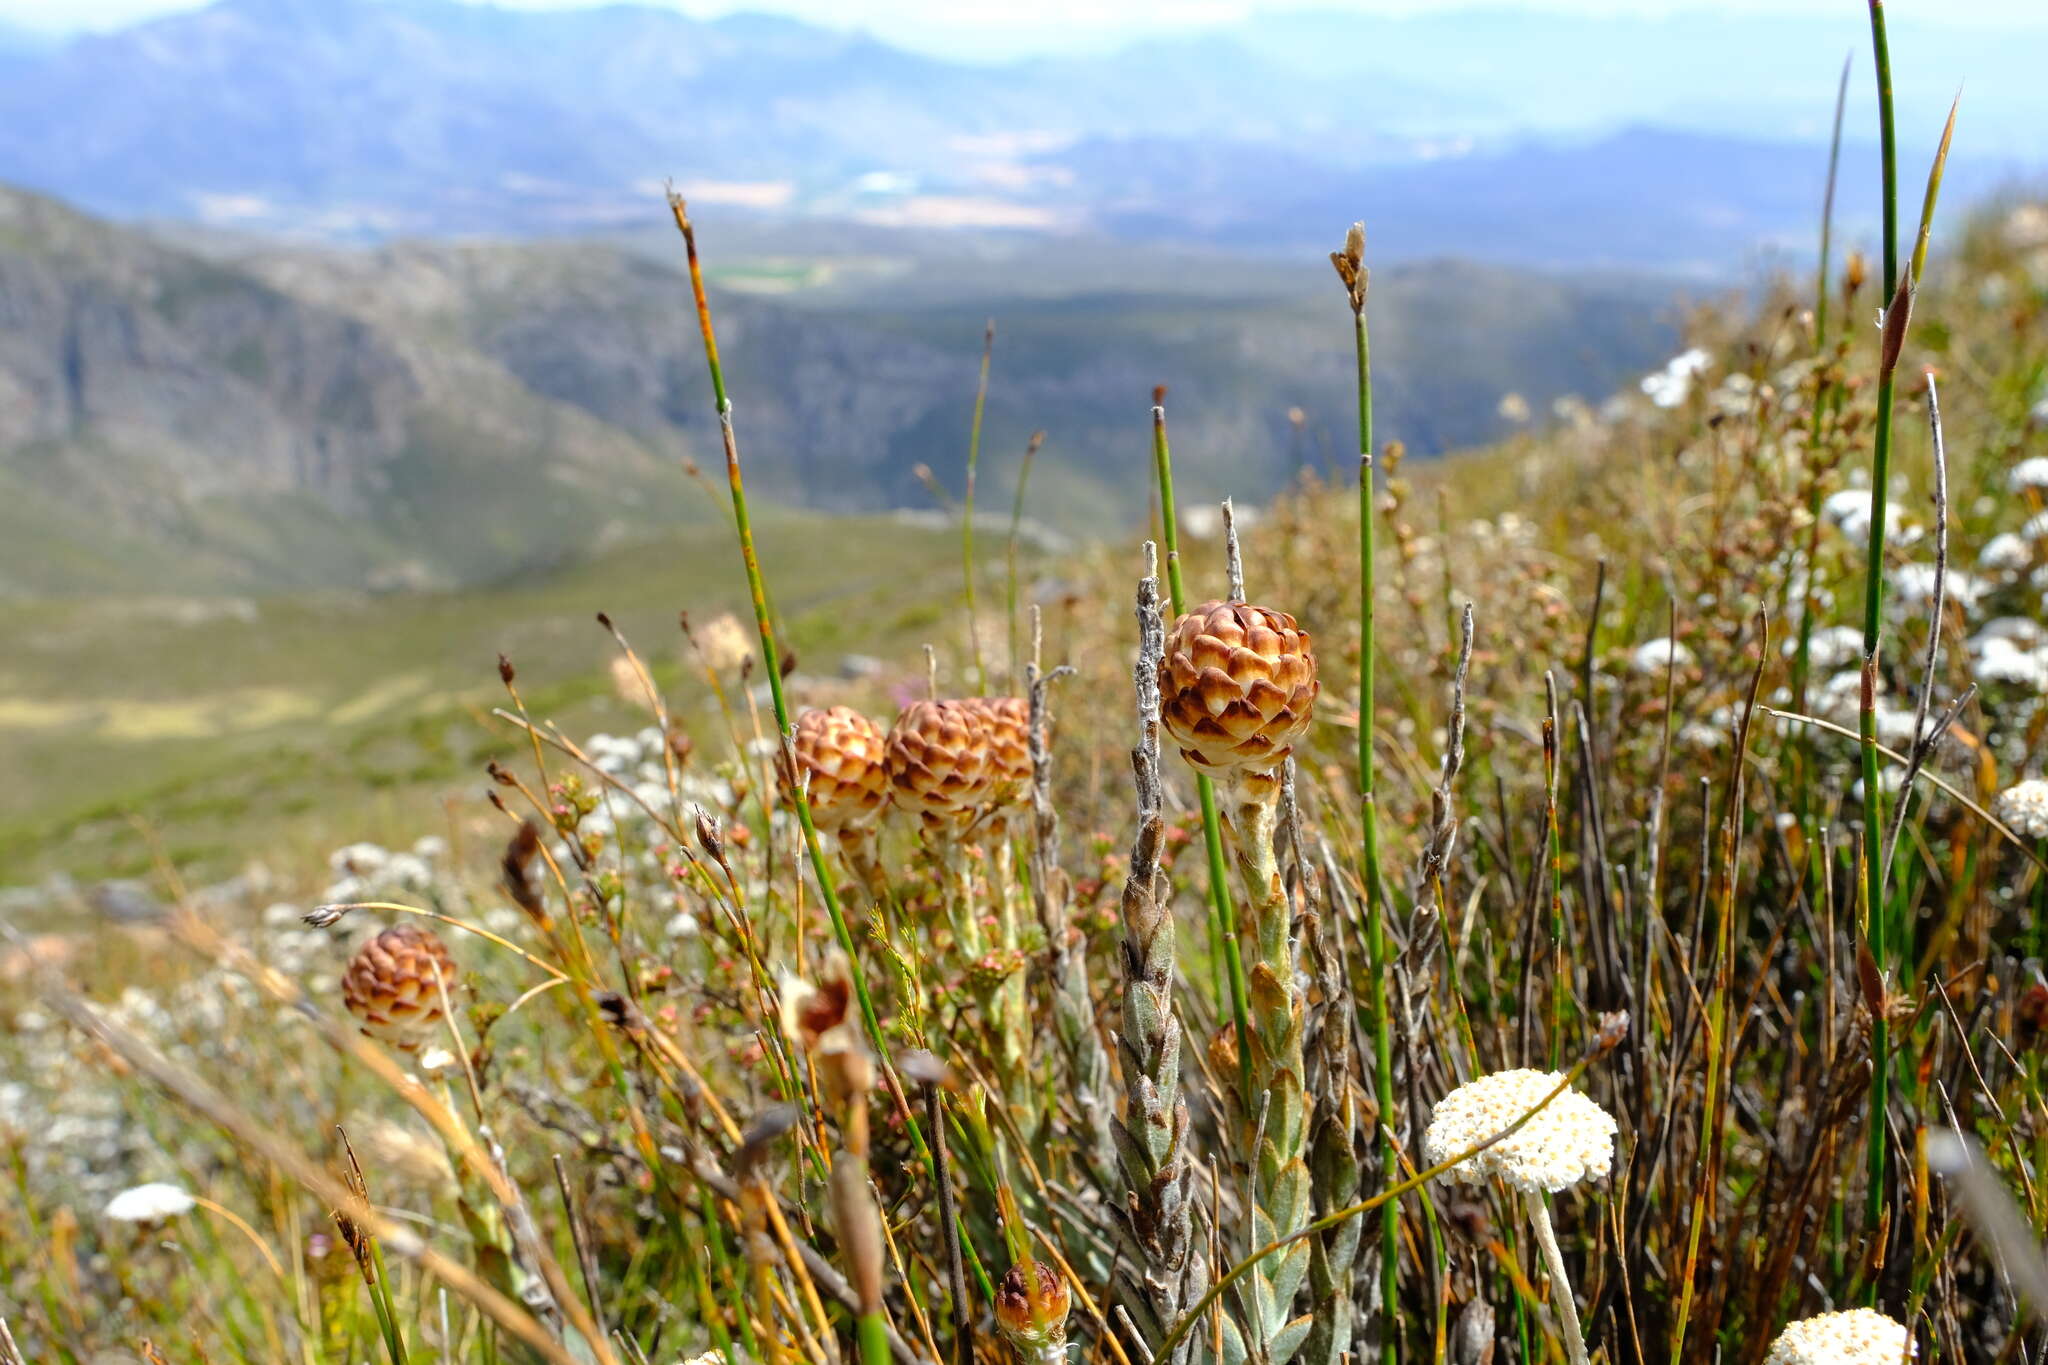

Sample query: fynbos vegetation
[9,13,2048,1364]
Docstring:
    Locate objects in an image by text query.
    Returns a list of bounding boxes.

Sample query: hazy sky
[8,0,2044,58]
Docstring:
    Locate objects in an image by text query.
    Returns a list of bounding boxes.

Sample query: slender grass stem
[1006,430,1046,690]
[1858,0,1900,1245]
[964,319,994,695]
[667,192,992,1311]
[1338,221,1400,1365]
[1791,53,1852,720]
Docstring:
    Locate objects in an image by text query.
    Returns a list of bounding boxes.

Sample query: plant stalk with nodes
[1332,217,1399,1365]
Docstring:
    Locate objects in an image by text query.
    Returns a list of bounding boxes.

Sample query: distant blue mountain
[0,0,2038,268]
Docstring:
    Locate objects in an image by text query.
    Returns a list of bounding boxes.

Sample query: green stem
[1353,293,1399,1365]
[1152,399,1255,1097]
[1860,0,1898,1247]
[857,1314,892,1365]
[668,194,994,1309]
[1005,431,1044,691]
[1791,52,1851,721]
[964,320,993,694]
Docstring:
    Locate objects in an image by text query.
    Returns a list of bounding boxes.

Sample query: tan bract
[340,921,458,1051]
[787,706,890,830]
[1158,600,1318,779]
[1422,1068,1617,1193]
[966,696,1033,808]
[885,698,997,829]
[1764,1309,1913,1365]
[1995,778,2048,839]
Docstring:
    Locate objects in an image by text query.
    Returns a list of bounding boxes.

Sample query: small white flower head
[2025,510,2048,541]
[1996,779,2048,839]
[1822,490,1921,545]
[679,1353,729,1365]
[105,1182,196,1223]
[1796,625,1864,673]
[1641,347,1711,408]
[1422,1069,1617,1193]
[1890,563,1981,612]
[1822,489,1876,540]
[2009,456,2048,493]
[1977,617,2045,649]
[1981,532,2033,573]
[1973,636,2047,689]
[1763,1308,1913,1365]
[1628,637,1693,676]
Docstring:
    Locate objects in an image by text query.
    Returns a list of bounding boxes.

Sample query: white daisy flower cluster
[1763,1309,1913,1365]
[1995,779,2048,839]
[1889,564,1981,612]
[1628,637,1694,676]
[322,836,451,907]
[104,1182,196,1223]
[1980,532,2032,573]
[1641,347,1710,408]
[1422,1069,1617,1193]
[1973,630,2048,690]
[1820,489,1922,547]
[2009,456,2048,493]
[576,727,737,842]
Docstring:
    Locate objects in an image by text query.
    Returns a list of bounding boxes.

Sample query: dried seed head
[964,696,1033,809]
[885,698,997,831]
[1422,1068,1617,1194]
[778,953,865,1066]
[340,922,458,1051]
[785,706,891,830]
[1159,600,1318,784]
[1764,1308,1913,1365]
[692,611,755,674]
[993,1260,1070,1359]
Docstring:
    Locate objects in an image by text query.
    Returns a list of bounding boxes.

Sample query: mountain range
[1,0,2037,266]
[0,181,1679,595]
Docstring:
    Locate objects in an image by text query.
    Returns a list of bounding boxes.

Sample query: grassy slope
[0,512,971,882]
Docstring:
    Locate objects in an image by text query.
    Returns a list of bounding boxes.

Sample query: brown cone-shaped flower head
[786,706,889,830]
[885,698,995,830]
[966,696,1032,809]
[341,922,458,1050]
[994,1260,1070,1357]
[1159,600,1318,780]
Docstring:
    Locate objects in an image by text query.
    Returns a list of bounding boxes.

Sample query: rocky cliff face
[0,189,415,501]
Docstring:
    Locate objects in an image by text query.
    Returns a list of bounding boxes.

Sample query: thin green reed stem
[668,194,993,1309]
[1791,53,1852,721]
[1152,398,1254,1097]
[964,320,994,695]
[1860,0,1899,1245]
[1350,265,1399,1365]
[1006,430,1045,690]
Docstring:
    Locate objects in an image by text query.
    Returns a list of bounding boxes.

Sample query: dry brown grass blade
[36,984,587,1365]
